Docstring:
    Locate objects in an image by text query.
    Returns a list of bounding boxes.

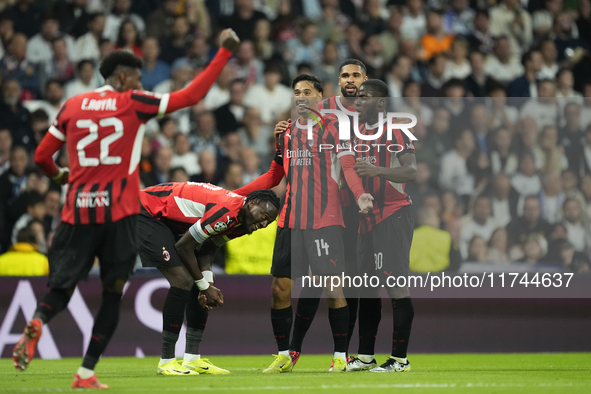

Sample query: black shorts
[357,206,414,285]
[271,226,346,278]
[48,215,138,289]
[137,212,183,268]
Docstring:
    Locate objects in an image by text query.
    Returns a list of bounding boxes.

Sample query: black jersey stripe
[306,129,316,229]
[73,183,86,225]
[377,132,389,219]
[145,189,173,197]
[87,183,100,224]
[135,110,158,120]
[318,124,329,223]
[202,207,230,227]
[104,181,113,223]
[283,131,292,228]
[293,128,304,230]
[118,178,127,203]
[131,94,161,106]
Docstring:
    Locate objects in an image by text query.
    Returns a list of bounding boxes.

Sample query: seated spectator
[487,227,509,263]
[228,40,263,87]
[398,81,433,126]
[145,0,178,42]
[243,63,292,125]
[0,222,49,276]
[466,9,494,54]
[560,103,584,172]
[560,169,587,211]
[171,133,200,176]
[219,162,243,190]
[490,127,518,176]
[152,116,177,150]
[378,8,403,66]
[543,221,568,263]
[538,39,558,80]
[508,49,543,97]
[170,166,190,183]
[214,79,246,136]
[464,51,493,98]
[511,152,542,199]
[517,233,547,264]
[489,173,518,227]
[26,12,74,65]
[484,36,523,86]
[577,0,591,48]
[202,65,233,111]
[460,195,499,258]
[53,0,91,39]
[114,19,142,58]
[253,18,274,61]
[286,19,324,67]
[558,239,591,272]
[240,147,261,185]
[581,174,591,219]
[515,117,543,168]
[42,36,75,85]
[489,0,533,56]
[218,131,242,169]
[159,15,191,65]
[539,172,566,224]
[219,0,267,41]
[140,37,171,91]
[0,145,29,225]
[467,235,488,262]
[440,190,462,226]
[7,0,42,38]
[237,107,271,160]
[0,33,39,98]
[420,54,447,99]
[64,60,98,99]
[443,79,472,134]
[0,80,35,151]
[424,107,453,166]
[532,0,562,40]
[11,191,46,248]
[103,0,146,43]
[142,146,173,187]
[359,34,385,79]
[439,129,476,203]
[488,84,518,131]
[554,12,590,62]
[71,13,105,63]
[444,37,471,80]
[24,79,64,123]
[30,109,49,146]
[443,0,474,35]
[43,189,61,235]
[561,197,591,253]
[536,125,567,175]
[410,206,461,272]
[506,195,551,248]
[191,110,220,154]
[401,0,427,42]
[406,161,439,215]
[191,150,220,185]
[555,68,583,102]
[0,128,12,175]
[384,55,412,99]
[469,103,491,154]
[419,9,454,61]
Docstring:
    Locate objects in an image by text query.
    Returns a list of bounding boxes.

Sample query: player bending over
[138,182,280,375]
[13,29,240,389]
[348,79,416,373]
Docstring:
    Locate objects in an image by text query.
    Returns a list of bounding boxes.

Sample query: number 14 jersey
[49,85,170,225]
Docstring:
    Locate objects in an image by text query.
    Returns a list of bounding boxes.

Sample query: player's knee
[171,274,194,291]
[103,278,127,294]
[388,285,410,300]
[271,277,290,303]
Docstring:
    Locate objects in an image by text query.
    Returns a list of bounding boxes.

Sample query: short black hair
[263,62,282,75]
[291,74,323,93]
[99,50,143,79]
[339,58,367,75]
[77,59,95,73]
[245,189,281,211]
[31,109,49,122]
[443,78,465,91]
[521,49,540,67]
[45,78,62,90]
[26,191,45,208]
[360,79,389,97]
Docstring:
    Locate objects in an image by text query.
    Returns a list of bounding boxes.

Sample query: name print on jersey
[81,98,118,111]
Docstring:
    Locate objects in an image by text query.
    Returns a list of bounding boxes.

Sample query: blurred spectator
[220,0,267,41]
[220,161,243,190]
[53,0,92,39]
[8,0,42,38]
[410,206,461,272]
[64,60,98,99]
[444,37,471,81]
[469,103,491,154]
[489,0,533,56]
[460,195,498,258]
[203,65,233,111]
[421,54,447,98]
[171,133,200,176]
[170,166,190,182]
[26,12,74,65]
[553,12,589,62]
[240,147,260,185]
[42,36,75,85]
[520,81,558,130]
[560,169,587,213]
[285,19,323,67]
[30,109,49,145]
[537,125,567,175]
[152,116,177,150]
[218,131,242,168]
[424,106,452,159]
[115,19,142,58]
[72,13,105,63]
[186,37,211,70]
[0,221,49,276]
[440,190,462,226]
[0,13,15,58]
[253,18,274,61]
[146,0,180,41]
[467,235,488,262]
[516,117,542,167]
[400,0,427,42]
[0,145,29,249]
[577,0,591,48]
[237,107,271,159]
[490,127,518,176]
[24,79,64,122]
[466,9,494,54]
[215,79,246,136]
[488,85,518,131]
[487,227,509,263]
[142,145,172,186]
[439,129,475,202]
[558,239,591,272]
[511,152,542,199]
[507,49,543,97]
[272,0,299,42]
[532,0,563,40]
[384,55,411,98]
[358,0,387,36]
[539,172,565,224]
[104,0,146,43]
[159,15,191,64]
[561,197,590,253]
[538,39,558,80]
[406,160,438,215]
[191,149,220,185]
[0,33,39,97]
[443,0,474,35]
[489,173,518,227]
[517,233,547,263]
[555,68,583,101]
[313,41,341,86]
[484,36,523,85]
[0,128,11,175]
[419,9,453,61]
[141,37,171,91]
[191,110,220,154]
[378,8,402,65]
[359,34,384,78]
[581,174,591,218]
[243,63,291,125]
[506,195,551,248]
[43,189,61,235]
[543,221,568,262]
[11,191,46,246]
[155,57,193,97]
[0,79,35,151]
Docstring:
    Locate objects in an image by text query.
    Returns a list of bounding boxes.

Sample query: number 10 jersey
[49,85,170,225]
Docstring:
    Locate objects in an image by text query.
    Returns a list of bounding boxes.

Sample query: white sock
[183,353,200,363]
[391,356,407,364]
[333,352,347,361]
[159,358,175,365]
[76,366,94,379]
[278,350,290,358]
[358,354,375,363]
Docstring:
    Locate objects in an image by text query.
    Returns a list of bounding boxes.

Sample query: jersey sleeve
[188,199,241,243]
[34,100,70,177]
[129,90,169,122]
[325,116,354,159]
[392,128,415,158]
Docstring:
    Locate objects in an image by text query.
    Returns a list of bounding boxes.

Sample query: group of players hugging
[11,28,416,388]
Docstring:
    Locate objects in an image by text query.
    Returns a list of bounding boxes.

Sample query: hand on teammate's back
[274,119,290,139]
[357,193,374,214]
[203,285,224,307]
[220,28,240,52]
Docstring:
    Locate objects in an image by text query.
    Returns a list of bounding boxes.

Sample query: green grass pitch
[1,353,590,393]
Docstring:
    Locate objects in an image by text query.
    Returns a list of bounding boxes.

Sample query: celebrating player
[234,74,373,373]
[13,29,240,388]
[138,182,280,375]
[348,79,417,372]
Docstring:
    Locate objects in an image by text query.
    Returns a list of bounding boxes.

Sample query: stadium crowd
[0,0,591,274]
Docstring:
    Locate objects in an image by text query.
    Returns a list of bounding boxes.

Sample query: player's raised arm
[163,29,239,114]
[233,158,284,196]
[34,109,69,185]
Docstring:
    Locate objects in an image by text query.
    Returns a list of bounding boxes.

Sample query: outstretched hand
[220,28,240,52]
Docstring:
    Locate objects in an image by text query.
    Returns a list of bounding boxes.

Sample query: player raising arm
[13,29,240,389]
[138,183,280,375]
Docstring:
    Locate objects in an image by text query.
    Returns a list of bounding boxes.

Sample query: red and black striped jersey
[139,182,247,242]
[275,115,354,229]
[319,96,358,208]
[51,86,170,225]
[355,119,415,233]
